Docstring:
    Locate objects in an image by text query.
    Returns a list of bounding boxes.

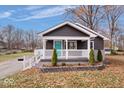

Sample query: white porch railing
[21,54,42,71]
[34,49,89,59]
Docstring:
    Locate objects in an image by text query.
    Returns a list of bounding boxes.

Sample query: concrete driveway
[0,59,23,79]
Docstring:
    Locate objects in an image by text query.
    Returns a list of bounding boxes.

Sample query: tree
[51,48,57,66]
[3,25,15,49]
[13,28,24,49]
[104,5,123,49]
[89,48,95,65]
[24,30,37,50]
[97,49,103,62]
[66,5,105,30]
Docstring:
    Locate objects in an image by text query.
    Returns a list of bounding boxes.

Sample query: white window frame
[90,41,94,49]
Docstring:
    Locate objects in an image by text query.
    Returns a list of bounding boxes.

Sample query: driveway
[0,59,23,79]
[0,55,34,79]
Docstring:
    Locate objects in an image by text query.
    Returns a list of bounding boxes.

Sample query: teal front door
[54,40,62,56]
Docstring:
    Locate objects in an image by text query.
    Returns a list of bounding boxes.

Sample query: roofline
[39,21,96,37]
[75,23,110,40]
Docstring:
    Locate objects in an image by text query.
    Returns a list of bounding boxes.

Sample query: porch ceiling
[43,36,90,40]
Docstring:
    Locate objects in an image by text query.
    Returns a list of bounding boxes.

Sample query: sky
[0,5,123,33]
[0,5,77,32]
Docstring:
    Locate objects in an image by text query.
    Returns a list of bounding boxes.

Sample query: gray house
[36,21,109,61]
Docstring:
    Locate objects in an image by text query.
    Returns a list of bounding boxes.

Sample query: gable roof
[39,21,109,40]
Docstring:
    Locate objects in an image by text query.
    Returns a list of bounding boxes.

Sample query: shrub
[21,49,33,53]
[89,48,95,65]
[78,63,81,66]
[97,49,103,62]
[51,48,57,66]
[5,52,11,55]
[12,51,17,54]
[61,62,66,66]
[111,49,117,55]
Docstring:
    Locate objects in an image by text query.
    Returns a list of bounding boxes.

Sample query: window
[90,41,94,49]
[68,41,77,49]
[63,40,77,49]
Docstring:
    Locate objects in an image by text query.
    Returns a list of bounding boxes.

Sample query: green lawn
[0,55,124,88]
[0,52,33,62]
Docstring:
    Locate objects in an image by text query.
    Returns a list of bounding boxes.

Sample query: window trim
[90,41,94,49]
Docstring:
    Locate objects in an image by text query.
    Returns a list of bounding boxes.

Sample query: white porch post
[65,39,68,59]
[87,38,90,59]
[42,39,46,59]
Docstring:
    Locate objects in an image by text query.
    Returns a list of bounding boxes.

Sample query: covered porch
[42,36,90,60]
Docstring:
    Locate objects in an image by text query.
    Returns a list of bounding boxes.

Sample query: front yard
[0,55,124,88]
[0,52,33,62]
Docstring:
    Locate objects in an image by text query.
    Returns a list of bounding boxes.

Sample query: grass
[0,55,124,88]
[0,52,33,62]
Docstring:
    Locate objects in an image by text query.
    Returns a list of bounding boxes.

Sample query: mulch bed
[41,63,105,73]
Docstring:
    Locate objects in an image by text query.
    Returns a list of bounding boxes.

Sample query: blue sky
[0,5,77,32]
[0,5,123,32]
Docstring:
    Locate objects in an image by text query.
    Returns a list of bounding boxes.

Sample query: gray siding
[43,24,89,37]
[94,36,104,50]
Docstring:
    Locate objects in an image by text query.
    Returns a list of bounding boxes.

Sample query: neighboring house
[36,21,109,61]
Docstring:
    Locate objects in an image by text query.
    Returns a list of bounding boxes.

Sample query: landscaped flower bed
[42,62,103,67]
[41,62,105,73]
[39,48,105,72]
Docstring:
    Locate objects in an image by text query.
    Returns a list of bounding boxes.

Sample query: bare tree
[13,28,24,49]
[66,5,105,30]
[24,30,37,50]
[0,24,38,50]
[3,25,15,50]
[104,5,124,49]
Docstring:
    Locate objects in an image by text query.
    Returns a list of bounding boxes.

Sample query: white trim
[87,39,90,59]
[42,39,46,59]
[90,41,94,49]
[65,39,68,59]
[39,21,96,37]
[43,36,90,40]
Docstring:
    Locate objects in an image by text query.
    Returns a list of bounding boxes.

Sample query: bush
[61,62,66,66]
[5,52,11,55]
[51,48,57,66]
[21,49,33,53]
[89,48,95,65]
[78,63,81,66]
[12,51,17,54]
[97,49,103,62]
[111,49,117,55]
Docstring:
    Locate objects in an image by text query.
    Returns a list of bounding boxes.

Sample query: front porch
[43,49,89,60]
[41,36,91,60]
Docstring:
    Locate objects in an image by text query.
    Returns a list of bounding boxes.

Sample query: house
[36,21,109,61]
